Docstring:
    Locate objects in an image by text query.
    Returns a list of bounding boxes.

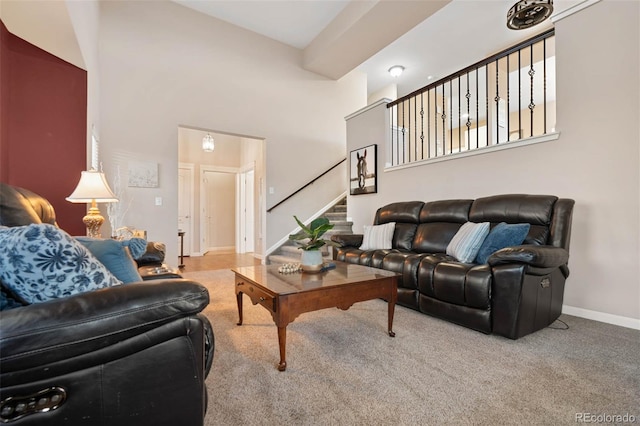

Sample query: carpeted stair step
[324,212,347,221]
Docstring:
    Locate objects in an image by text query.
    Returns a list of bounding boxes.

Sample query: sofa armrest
[0,279,209,372]
[487,245,569,269]
[138,264,182,280]
[331,233,363,248]
[135,241,167,266]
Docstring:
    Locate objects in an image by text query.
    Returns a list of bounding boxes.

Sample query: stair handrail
[267,158,346,213]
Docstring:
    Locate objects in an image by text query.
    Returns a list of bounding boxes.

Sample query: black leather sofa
[332,194,574,339]
[0,183,213,425]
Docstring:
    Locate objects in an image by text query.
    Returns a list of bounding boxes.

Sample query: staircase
[267,197,352,265]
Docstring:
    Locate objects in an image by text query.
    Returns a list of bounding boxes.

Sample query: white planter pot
[300,250,323,272]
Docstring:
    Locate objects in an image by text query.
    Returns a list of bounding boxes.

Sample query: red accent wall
[0,20,87,235]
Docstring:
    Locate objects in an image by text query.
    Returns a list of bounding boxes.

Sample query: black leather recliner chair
[0,182,213,425]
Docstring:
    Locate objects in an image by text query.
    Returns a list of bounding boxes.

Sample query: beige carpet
[184,270,640,425]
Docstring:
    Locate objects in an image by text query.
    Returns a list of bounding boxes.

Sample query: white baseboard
[562,305,640,330]
[204,246,235,253]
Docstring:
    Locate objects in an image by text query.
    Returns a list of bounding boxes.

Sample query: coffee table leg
[236,291,243,326]
[277,326,287,371]
[388,301,396,337]
[388,280,396,337]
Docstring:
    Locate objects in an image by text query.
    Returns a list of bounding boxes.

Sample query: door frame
[200,165,239,254]
[178,162,195,256]
[238,162,255,253]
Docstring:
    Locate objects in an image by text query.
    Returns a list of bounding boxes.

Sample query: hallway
[180,252,262,272]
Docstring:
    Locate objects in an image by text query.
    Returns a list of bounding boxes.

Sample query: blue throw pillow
[475,222,531,264]
[120,237,147,259]
[76,237,143,284]
[0,224,122,303]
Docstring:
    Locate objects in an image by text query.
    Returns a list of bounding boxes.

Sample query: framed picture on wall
[128,161,159,188]
[350,144,377,195]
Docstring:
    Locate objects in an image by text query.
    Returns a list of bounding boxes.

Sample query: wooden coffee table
[233,261,398,371]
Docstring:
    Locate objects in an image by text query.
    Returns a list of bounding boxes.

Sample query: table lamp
[66,170,119,238]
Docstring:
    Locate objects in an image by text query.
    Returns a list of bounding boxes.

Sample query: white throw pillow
[359,222,396,250]
[446,222,490,263]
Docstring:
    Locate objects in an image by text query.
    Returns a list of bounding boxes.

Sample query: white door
[178,165,194,256]
[203,170,236,252]
[238,169,255,253]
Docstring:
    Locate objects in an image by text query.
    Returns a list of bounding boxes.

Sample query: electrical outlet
[155,197,162,206]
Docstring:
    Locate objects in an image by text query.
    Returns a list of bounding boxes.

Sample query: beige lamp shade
[66,170,118,203]
[66,170,118,238]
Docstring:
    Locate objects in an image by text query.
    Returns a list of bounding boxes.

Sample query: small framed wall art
[349,144,377,195]
[128,161,159,188]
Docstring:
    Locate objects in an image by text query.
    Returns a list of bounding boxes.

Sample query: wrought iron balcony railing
[387,29,555,168]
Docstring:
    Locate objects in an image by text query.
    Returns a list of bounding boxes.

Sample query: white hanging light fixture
[507,0,553,30]
[202,133,215,152]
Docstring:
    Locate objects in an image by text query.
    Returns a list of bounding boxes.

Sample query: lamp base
[83,207,105,238]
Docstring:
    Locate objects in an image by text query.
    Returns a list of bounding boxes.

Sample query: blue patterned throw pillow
[120,237,147,259]
[0,224,122,303]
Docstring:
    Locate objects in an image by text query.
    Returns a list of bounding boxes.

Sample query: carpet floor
[184,270,640,426]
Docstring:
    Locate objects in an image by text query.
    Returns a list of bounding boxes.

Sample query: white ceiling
[173,0,583,98]
[172,0,350,49]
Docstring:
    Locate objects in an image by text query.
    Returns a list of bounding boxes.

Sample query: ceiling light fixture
[202,133,215,152]
[507,0,553,30]
[388,65,405,77]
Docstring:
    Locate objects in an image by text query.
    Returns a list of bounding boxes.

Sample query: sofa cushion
[136,241,167,266]
[419,199,473,223]
[418,258,492,310]
[0,224,122,303]
[0,183,58,227]
[412,222,463,254]
[469,194,553,245]
[375,201,423,225]
[469,194,557,223]
[446,222,490,263]
[76,237,143,283]
[475,222,530,264]
[359,222,395,250]
[0,283,28,310]
[392,222,418,250]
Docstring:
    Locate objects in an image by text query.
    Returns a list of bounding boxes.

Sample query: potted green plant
[289,216,339,272]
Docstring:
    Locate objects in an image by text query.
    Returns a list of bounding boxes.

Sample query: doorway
[177,126,265,259]
[201,167,237,253]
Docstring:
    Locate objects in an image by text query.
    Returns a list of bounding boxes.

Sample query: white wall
[98,1,367,262]
[346,0,639,324]
[65,0,100,168]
